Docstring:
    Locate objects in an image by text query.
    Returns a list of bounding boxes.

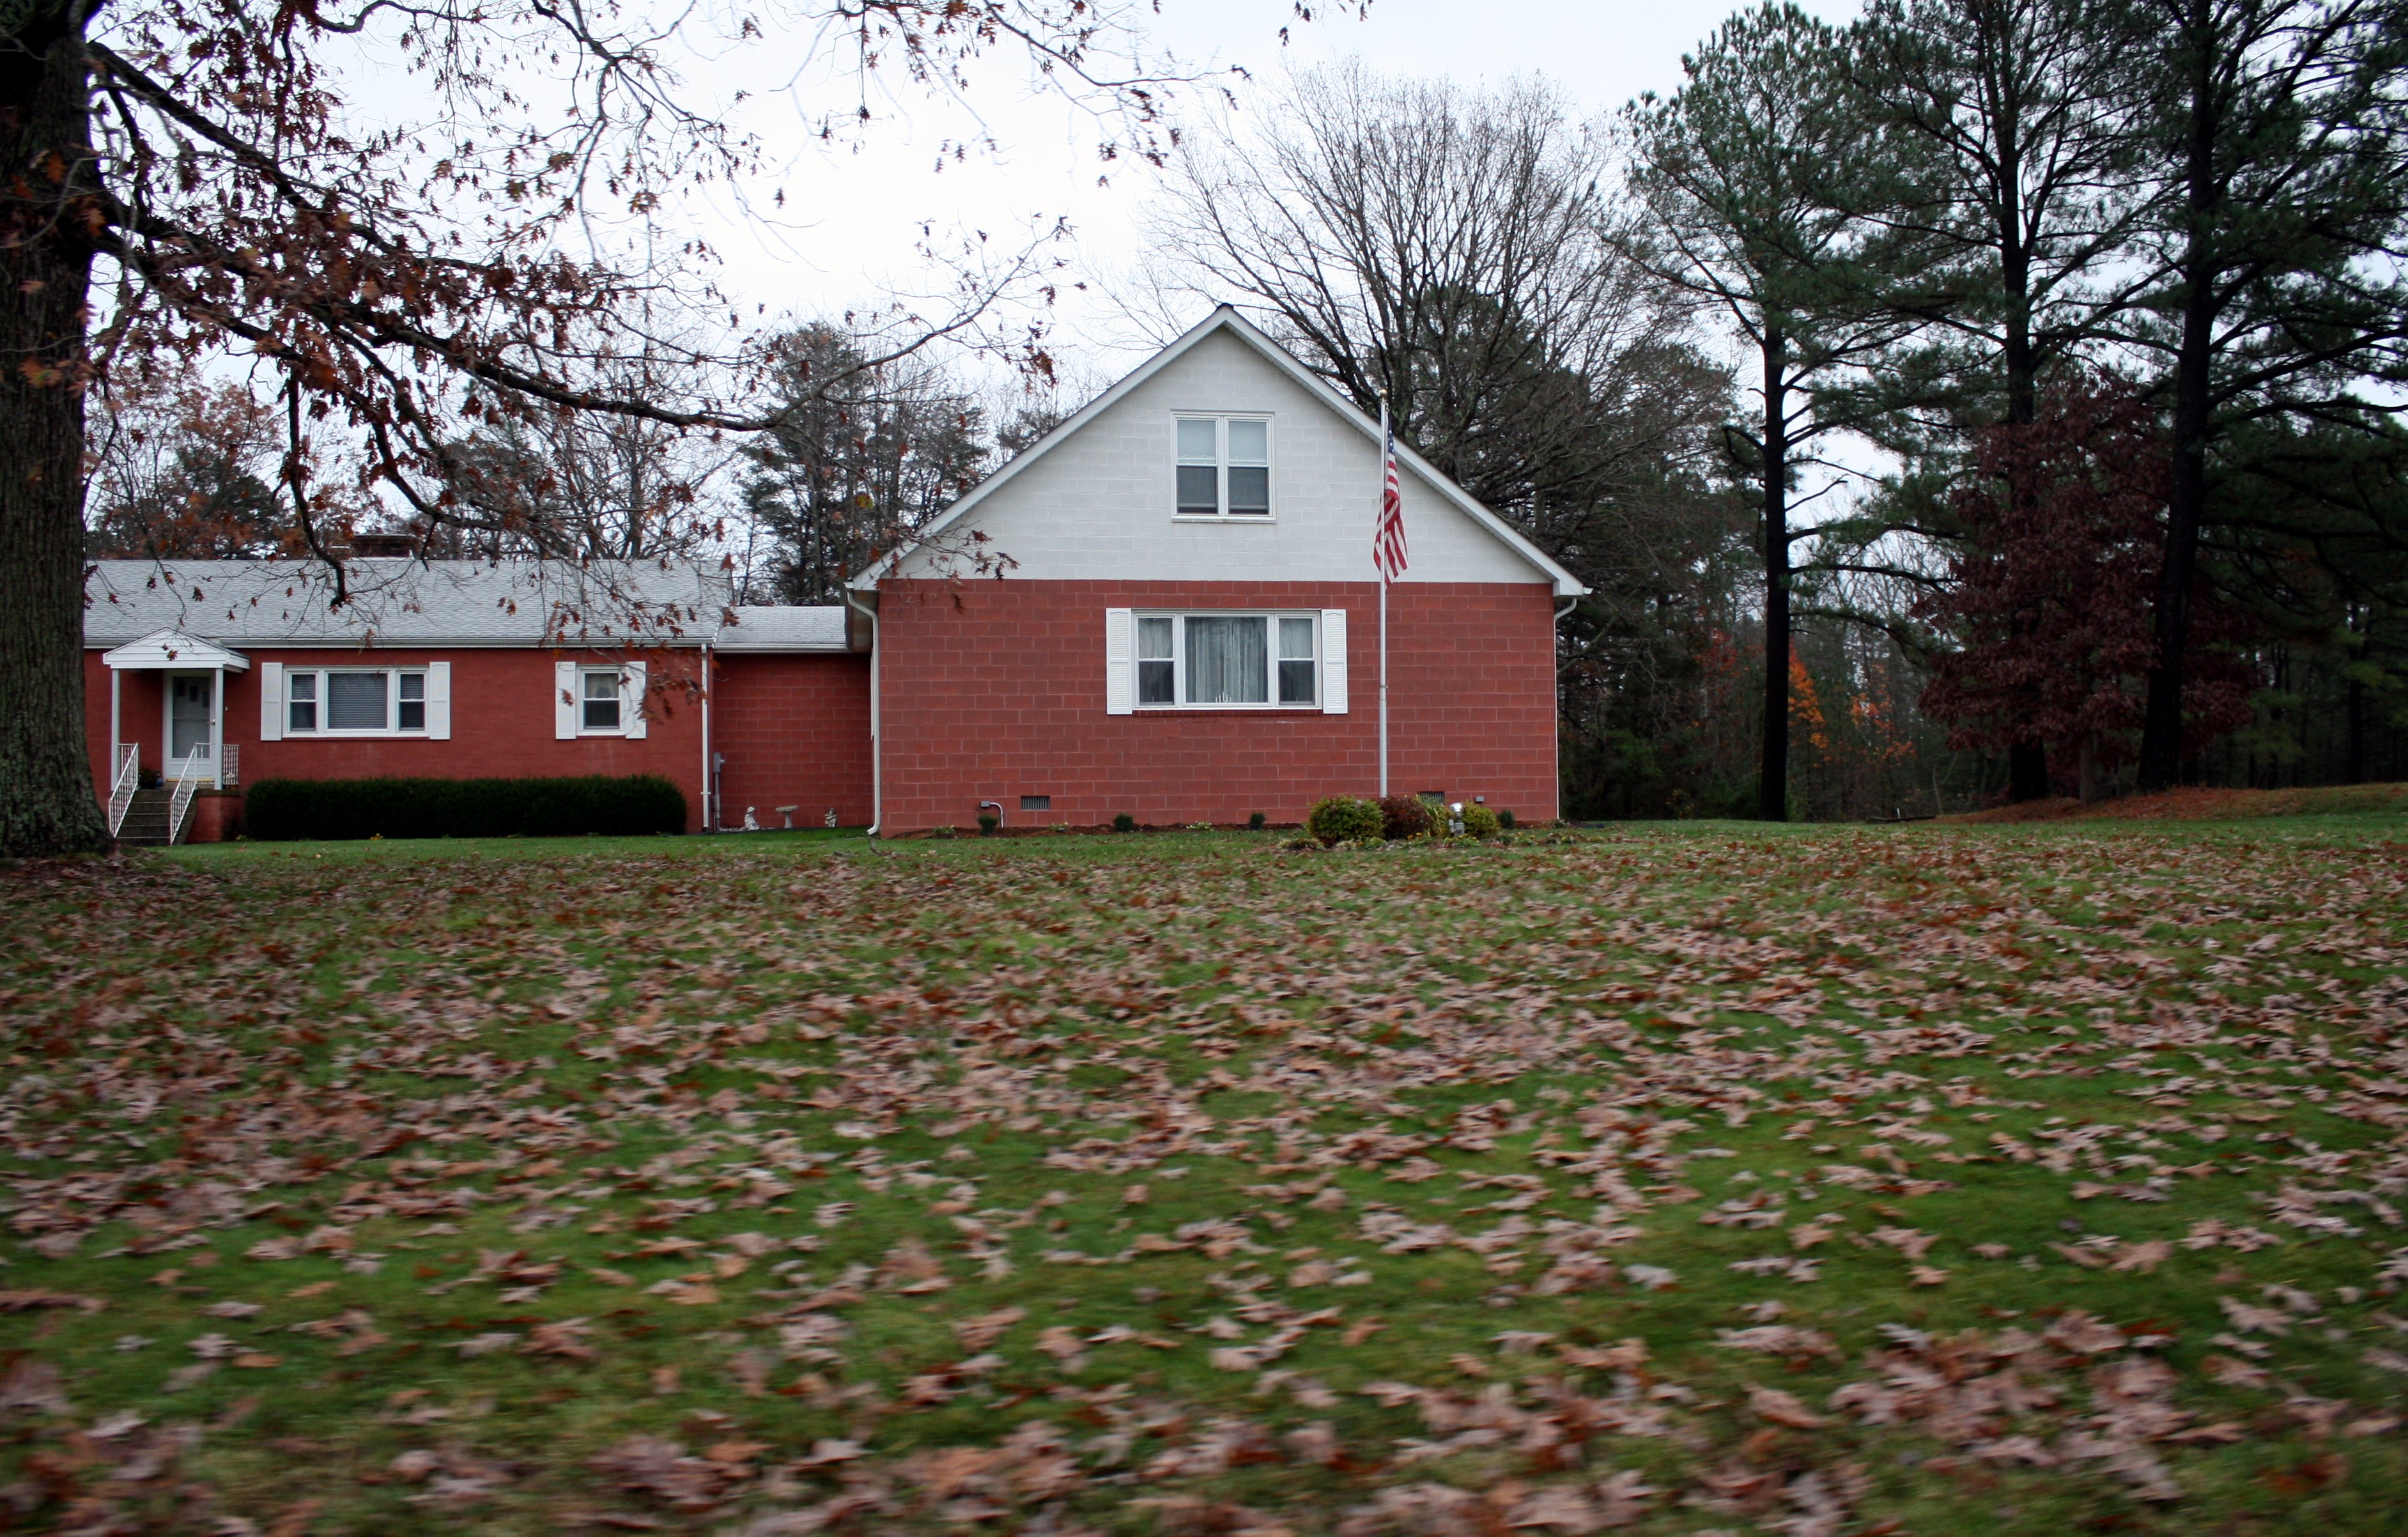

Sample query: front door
[166,674,214,779]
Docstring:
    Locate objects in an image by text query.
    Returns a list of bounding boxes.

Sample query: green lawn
[3,817,2405,1533]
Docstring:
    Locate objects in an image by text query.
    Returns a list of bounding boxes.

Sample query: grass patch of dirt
[2,823,2405,1533]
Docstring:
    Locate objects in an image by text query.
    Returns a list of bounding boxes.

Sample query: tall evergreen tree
[2124,0,2408,789]
[1624,4,1934,821]
[741,325,991,606]
[1847,0,2156,797]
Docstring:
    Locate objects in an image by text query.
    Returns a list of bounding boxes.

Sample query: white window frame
[579,667,624,735]
[1171,413,1274,520]
[1133,610,1322,710]
[281,667,431,738]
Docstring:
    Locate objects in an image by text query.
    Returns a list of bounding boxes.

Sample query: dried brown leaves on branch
[77,0,1210,549]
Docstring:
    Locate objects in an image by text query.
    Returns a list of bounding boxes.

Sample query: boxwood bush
[245,775,688,841]
[1305,796,1383,846]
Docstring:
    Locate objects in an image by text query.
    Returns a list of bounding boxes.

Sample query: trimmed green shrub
[1113,812,1137,833]
[1377,794,1434,840]
[245,775,688,841]
[1248,810,1267,831]
[1306,796,1382,846]
[977,810,1001,836]
[1497,809,1517,830]
[1461,804,1501,839]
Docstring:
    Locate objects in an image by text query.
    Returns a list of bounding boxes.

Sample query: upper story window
[1175,415,1272,518]
[284,668,429,736]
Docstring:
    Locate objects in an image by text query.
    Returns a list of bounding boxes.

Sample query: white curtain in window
[1185,617,1267,704]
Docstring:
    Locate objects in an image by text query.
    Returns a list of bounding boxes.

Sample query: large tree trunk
[0,1,108,857]
[2139,0,2216,794]
[1998,166,2050,801]
[1759,333,1789,823]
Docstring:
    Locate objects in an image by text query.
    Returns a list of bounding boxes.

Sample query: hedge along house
[846,307,1587,834]
[79,558,851,841]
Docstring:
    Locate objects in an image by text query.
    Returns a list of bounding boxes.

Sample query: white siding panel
[889,330,1543,587]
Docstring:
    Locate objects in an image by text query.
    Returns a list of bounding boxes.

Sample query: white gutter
[842,588,881,837]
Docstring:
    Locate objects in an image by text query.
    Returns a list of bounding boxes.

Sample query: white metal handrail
[106,743,138,837]
[167,745,206,844]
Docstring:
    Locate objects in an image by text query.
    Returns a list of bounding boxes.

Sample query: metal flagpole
[1377,396,1389,799]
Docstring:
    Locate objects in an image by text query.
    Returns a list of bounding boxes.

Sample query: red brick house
[82,310,1580,840]
[847,307,1584,833]
[82,559,866,840]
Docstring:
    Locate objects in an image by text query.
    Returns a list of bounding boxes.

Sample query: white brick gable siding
[870,312,1582,594]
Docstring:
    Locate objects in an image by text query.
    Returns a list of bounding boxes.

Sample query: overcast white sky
[684,0,1862,385]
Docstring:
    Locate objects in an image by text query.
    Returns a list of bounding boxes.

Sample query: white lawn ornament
[823,807,838,828]
[1448,801,1466,837]
[742,805,760,831]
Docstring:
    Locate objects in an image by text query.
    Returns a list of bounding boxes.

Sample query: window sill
[286,732,430,740]
[1134,705,1322,714]
[1171,514,1277,523]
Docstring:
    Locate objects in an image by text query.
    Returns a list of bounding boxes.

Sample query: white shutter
[1320,609,1349,714]
[427,661,452,740]
[622,660,648,739]
[258,661,284,741]
[1104,608,1134,715]
[555,661,578,739]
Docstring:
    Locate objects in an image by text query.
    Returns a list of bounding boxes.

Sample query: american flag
[1373,417,1408,582]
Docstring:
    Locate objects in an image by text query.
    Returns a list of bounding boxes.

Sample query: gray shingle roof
[83,560,746,649]
[716,605,850,653]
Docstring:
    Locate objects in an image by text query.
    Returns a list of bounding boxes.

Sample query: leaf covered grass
[3,818,2406,1533]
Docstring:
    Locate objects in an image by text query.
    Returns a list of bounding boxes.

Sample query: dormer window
[1174,415,1272,518]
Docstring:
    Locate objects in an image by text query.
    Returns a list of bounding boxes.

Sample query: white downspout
[842,586,881,837]
[1553,594,1577,825]
[700,642,714,833]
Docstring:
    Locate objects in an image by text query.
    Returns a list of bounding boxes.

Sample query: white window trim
[1171,413,1274,521]
[575,662,649,739]
[281,666,432,738]
[1134,610,1324,711]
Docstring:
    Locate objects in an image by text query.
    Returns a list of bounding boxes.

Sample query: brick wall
[874,579,1559,831]
[84,647,711,832]
[710,653,874,830]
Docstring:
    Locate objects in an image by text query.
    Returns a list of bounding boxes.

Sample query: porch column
[210,668,225,789]
[110,669,121,770]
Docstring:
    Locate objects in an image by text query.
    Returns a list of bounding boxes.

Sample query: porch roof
[102,629,252,672]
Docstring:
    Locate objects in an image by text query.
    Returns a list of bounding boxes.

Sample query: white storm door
[166,674,215,778]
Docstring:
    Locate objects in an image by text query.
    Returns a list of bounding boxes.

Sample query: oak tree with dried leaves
[0,0,1203,855]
